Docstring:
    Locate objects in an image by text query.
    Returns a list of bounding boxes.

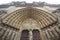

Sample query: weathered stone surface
[0,7,60,40]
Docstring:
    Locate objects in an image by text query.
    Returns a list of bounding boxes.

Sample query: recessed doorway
[20,30,29,40]
[32,29,41,40]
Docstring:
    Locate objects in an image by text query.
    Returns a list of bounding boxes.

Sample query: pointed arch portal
[1,7,58,40]
[2,7,57,29]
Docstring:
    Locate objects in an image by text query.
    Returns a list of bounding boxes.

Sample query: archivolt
[2,7,58,29]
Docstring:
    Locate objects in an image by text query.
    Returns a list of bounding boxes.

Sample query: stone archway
[1,7,59,40]
[2,7,57,29]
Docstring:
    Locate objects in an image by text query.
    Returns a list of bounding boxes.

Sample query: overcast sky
[0,0,60,4]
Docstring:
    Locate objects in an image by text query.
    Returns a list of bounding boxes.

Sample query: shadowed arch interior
[20,30,29,40]
[32,29,41,40]
[2,7,57,29]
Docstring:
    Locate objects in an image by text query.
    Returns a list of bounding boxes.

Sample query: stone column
[40,30,48,40]
[29,29,33,40]
[14,30,21,40]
